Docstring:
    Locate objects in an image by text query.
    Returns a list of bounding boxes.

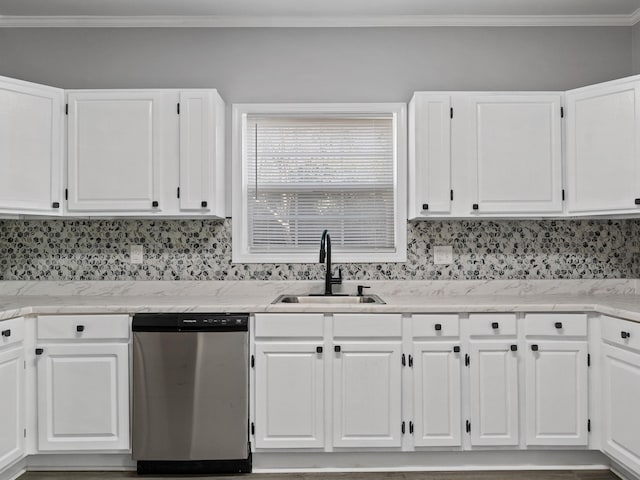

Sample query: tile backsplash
[0,219,638,281]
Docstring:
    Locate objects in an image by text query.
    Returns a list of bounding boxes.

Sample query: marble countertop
[0,280,640,323]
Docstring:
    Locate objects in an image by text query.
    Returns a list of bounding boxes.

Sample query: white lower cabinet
[254,342,324,449]
[332,341,403,448]
[468,340,520,446]
[0,318,25,472]
[412,341,462,447]
[524,341,589,446]
[36,314,130,452]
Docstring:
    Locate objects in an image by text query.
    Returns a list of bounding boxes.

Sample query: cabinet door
[412,341,461,447]
[0,346,24,471]
[602,344,640,473]
[467,94,563,214]
[333,342,402,448]
[469,341,519,446]
[525,341,588,446]
[254,342,324,449]
[408,93,452,218]
[67,91,165,212]
[37,343,130,451]
[566,78,640,214]
[0,76,63,215]
[179,91,225,217]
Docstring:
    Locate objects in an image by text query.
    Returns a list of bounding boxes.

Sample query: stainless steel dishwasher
[132,313,250,475]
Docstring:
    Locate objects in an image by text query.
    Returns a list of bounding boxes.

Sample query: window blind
[245,114,396,254]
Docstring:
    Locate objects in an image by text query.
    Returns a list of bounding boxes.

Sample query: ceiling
[1,0,640,27]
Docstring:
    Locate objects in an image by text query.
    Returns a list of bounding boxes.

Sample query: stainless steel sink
[272,294,385,305]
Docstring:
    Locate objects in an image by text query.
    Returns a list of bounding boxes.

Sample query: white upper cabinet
[178,91,226,217]
[67,91,167,213]
[566,77,640,215]
[408,93,452,218]
[464,94,564,215]
[0,76,63,215]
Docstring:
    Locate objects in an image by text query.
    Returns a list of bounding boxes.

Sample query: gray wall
[633,22,640,74]
[0,27,632,101]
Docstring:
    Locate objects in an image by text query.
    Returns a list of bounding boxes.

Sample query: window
[232,103,406,263]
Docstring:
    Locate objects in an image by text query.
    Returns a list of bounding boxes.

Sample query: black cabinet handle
[409,421,414,434]
[422,203,429,211]
[635,199,640,205]
[1,329,10,337]
[152,201,159,208]
[622,331,631,339]
[316,346,323,354]
[472,204,479,210]
[334,345,341,353]
[52,202,60,209]
[531,344,539,351]
[434,323,442,331]
[35,348,44,355]
[491,322,499,329]
[555,322,563,329]
[453,346,461,353]
[201,201,208,208]
[402,354,406,366]
[510,344,518,352]
[76,325,85,332]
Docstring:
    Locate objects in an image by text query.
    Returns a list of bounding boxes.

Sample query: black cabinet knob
[531,344,539,351]
[555,322,563,329]
[622,331,631,339]
[510,345,518,352]
[35,348,44,355]
[201,201,208,208]
[1,329,10,337]
[434,323,442,331]
[334,345,341,353]
[491,322,499,329]
[52,202,60,209]
[473,204,479,210]
[422,203,429,211]
[453,346,461,353]
[152,201,159,208]
[316,346,323,354]
[76,325,85,332]
[635,198,640,205]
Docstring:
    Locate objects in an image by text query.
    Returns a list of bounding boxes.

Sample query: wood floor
[19,470,620,480]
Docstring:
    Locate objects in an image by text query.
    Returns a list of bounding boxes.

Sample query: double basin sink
[272,294,385,304]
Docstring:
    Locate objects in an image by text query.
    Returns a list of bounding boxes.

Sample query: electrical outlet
[433,246,453,265]
[130,245,144,264]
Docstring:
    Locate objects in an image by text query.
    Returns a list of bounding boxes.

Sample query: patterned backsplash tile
[0,219,638,281]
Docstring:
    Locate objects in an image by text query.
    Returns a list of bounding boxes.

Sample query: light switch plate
[433,246,453,265]
[130,245,144,264]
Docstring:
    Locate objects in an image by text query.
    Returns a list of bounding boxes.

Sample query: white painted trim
[0,13,639,28]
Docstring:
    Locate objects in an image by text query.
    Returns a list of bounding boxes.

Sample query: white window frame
[232,103,407,264]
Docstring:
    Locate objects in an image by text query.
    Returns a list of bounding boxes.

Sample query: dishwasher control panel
[133,313,249,332]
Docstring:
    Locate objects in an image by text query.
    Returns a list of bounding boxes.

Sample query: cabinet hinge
[561,106,564,118]
[177,103,180,115]
[401,421,406,434]
[65,104,68,115]
[466,420,471,433]
[251,422,255,435]
[65,188,68,201]
[177,187,180,199]
[408,354,413,368]
[450,190,454,201]
[251,355,255,368]
[450,107,454,119]
[562,189,565,201]
[588,419,591,432]
[587,353,591,367]
[465,354,470,367]
[401,353,406,367]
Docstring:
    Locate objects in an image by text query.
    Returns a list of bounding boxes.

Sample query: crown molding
[0,13,639,28]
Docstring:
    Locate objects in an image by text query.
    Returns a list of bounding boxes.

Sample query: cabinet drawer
[412,314,459,337]
[0,317,25,348]
[38,315,130,341]
[525,313,587,337]
[602,315,640,352]
[333,314,402,337]
[467,314,517,336]
[255,314,324,338]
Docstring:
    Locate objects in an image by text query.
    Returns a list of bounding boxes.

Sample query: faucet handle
[357,285,371,296]
[332,268,343,285]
